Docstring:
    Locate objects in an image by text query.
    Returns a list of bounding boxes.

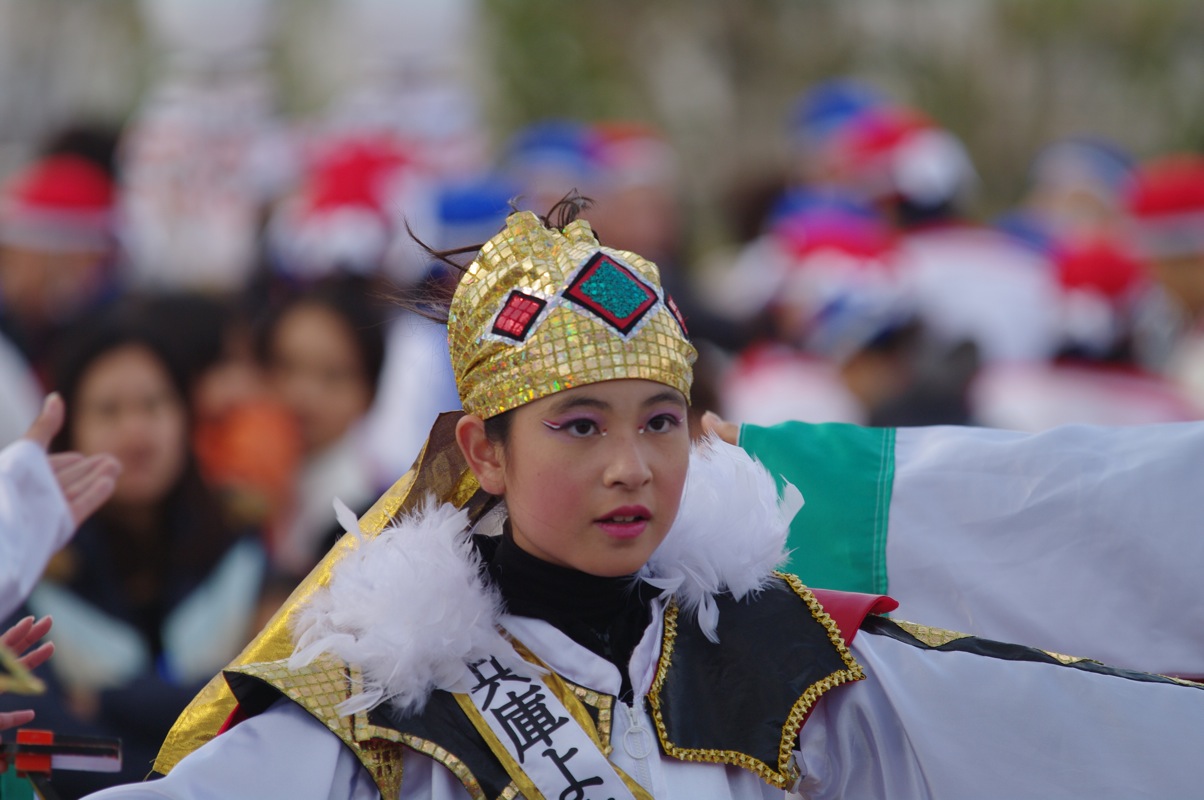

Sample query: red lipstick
[596,505,651,539]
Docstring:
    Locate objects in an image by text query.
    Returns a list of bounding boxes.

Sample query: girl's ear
[455,413,506,495]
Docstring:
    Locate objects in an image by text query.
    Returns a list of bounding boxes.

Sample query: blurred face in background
[266,302,373,455]
[73,343,189,508]
[193,322,266,423]
[0,244,107,327]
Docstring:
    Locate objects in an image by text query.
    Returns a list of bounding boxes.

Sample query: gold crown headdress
[450,211,696,418]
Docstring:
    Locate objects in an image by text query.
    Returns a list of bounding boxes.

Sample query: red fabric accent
[493,291,546,340]
[217,705,250,736]
[794,590,898,737]
[810,588,898,646]
[14,729,53,774]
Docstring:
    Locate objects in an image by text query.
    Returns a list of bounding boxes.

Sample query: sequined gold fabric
[230,658,407,799]
[230,656,504,799]
[1040,649,1093,666]
[449,211,696,419]
[893,620,973,648]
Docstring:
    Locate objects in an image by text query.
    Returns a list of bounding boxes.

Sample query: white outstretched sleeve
[0,439,73,619]
[794,625,1204,799]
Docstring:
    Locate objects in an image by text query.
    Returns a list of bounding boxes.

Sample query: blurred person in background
[132,292,303,556]
[834,103,1062,370]
[716,191,928,426]
[119,0,294,293]
[995,136,1137,258]
[499,119,601,217]
[318,0,491,183]
[0,306,266,797]
[360,175,509,488]
[785,77,889,192]
[948,135,1199,429]
[257,276,387,580]
[586,121,681,268]
[1126,153,1204,414]
[265,133,436,295]
[0,151,121,384]
[705,82,979,428]
[968,235,1199,429]
[263,129,455,529]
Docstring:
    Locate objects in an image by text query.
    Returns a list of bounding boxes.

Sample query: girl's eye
[642,413,681,434]
[543,418,603,437]
[568,419,599,437]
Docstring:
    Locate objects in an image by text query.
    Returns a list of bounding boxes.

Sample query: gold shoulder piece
[229,657,406,800]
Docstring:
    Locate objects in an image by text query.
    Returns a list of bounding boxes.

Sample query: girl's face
[73,343,189,508]
[485,379,690,578]
[267,303,373,455]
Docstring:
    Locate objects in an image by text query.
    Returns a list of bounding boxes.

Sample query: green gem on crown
[580,261,649,320]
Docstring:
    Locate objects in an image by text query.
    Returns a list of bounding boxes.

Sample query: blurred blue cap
[788,78,887,147]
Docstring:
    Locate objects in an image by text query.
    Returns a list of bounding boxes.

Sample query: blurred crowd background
[2,0,1203,794]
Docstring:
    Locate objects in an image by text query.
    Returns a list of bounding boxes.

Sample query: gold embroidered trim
[564,680,615,753]
[895,622,1204,691]
[1168,676,1204,689]
[646,573,865,790]
[892,620,974,648]
[1040,649,1092,666]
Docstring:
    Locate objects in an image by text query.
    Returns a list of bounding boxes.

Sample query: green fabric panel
[738,421,895,594]
[0,770,36,800]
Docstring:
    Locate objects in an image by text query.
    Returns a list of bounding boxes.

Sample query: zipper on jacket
[622,698,654,790]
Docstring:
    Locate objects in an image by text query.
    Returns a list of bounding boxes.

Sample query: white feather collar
[290,436,802,715]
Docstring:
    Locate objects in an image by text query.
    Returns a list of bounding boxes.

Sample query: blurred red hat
[0,154,115,251]
[1126,154,1204,259]
[1056,237,1147,301]
[268,134,435,282]
[830,106,975,207]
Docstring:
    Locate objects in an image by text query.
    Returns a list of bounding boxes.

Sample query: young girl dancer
[88,203,1204,799]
